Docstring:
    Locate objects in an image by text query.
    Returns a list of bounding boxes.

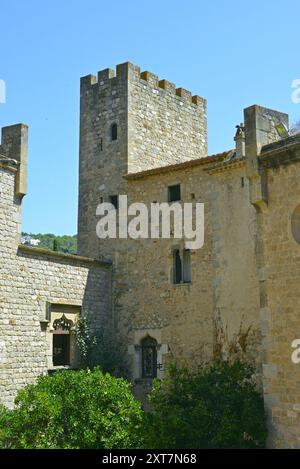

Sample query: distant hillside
[21,232,77,255]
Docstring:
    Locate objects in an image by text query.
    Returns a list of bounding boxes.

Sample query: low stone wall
[0,161,111,408]
[0,244,111,408]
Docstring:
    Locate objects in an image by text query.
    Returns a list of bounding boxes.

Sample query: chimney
[234,123,245,158]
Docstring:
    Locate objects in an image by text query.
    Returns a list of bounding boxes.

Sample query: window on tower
[173,249,182,284]
[183,249,191,283]
[168,184,181,202]
[109,195,119,209]
[172,248,191,284]
[111,123,118,141]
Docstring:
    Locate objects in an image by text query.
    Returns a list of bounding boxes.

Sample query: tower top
[80,61,206,108]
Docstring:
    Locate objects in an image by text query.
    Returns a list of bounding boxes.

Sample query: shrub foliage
[0,369,144,449]
[145,361,267,449]
[0,361,267,449]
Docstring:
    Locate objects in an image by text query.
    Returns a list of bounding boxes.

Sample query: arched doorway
[141,336,157,379]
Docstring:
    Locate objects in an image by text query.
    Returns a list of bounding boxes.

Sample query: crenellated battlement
[79,60,208,198]
[80,62,206,108]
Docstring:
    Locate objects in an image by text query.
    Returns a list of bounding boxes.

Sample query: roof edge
[18,244,111,268]
[124,151,234,180]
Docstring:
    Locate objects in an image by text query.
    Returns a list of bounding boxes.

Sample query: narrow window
[109,195,119,209]
[168,184,181,202]
[173,249,182,284]
[141,336,157,379]
[183,249,191,283]
[111,123,118,141]
[100,137,103,151]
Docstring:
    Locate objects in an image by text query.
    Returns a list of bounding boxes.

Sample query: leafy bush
[0,404,10,448]
[145,361,267,449]
[1,369,144,449]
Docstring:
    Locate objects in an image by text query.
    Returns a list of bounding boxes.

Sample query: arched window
[111,123,118,141]
[141,336,157,379]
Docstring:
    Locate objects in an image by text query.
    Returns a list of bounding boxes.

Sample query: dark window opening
[173,249,182,284]
[53,334,70,366]
[52,313,73,367]
[100,137,103,151]
[168,184,181,202]
[173,248,191,284]
[111,123,118,141]
[110,195,119,209]
[183,249,191,283]
[141,336,157,379]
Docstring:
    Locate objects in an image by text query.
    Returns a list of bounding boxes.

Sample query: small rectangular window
[183,249,191,283]
[53,334,70,366]
[110,195,119,209]
[168,184,181,202]
[173,249,182,284]
[111,123,118,141]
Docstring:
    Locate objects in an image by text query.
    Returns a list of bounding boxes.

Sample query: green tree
[21,232,77,254]
[1,369,144,449]
[145,361,267,449]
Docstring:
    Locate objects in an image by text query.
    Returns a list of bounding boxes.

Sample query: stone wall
[209,163,261,364]
[0,138,111,408]
[77,63,262,399]
[256,146,300,448]
[122,165,215,373]
[82,155,262,390]
[78,64,129,257]
[242,105,300,447]
[127,67,207,173]
[78,62,207,258]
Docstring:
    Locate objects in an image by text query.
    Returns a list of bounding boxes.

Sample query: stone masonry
[0,125,111,408]
[77,62,300,447]
[1,61,300,447]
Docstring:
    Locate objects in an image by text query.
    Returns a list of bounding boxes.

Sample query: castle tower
[78,62,207,258]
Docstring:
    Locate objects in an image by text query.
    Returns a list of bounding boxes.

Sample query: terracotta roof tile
[125,150,235,180]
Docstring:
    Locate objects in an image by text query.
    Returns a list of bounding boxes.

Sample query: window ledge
[172,282,192,287]
[48,365,77,372]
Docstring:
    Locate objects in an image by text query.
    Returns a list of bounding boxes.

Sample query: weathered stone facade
[77,63,300,447]
[0,125,111,408]
[78,62,262,387]
[2,61,300,447]
[246,118,300,448]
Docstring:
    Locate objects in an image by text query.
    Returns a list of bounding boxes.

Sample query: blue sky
[1,0,299,235]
